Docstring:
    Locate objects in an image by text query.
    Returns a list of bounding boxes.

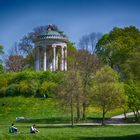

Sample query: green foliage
[18,80,37,97]
[122,47,140,80]
[40,81,57,97]
[0,75,9,88]
[96,26,140,69]
[124,82,140,114]
[91,66,126,124]
[0,70,63,97]
[92,66,125,109]
[0,45,4,56]
[0,45,4,73]
[0,87,7,97]
[6,84,19,96]
[0,64,4,73]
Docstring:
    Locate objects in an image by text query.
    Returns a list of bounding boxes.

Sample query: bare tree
[5,55,25,72]
[55,71,83,126]
[18,24,60,55]
[77,32,102,120]
[5,42,25,72]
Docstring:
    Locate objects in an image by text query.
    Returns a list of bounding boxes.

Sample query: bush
[0,87,7,97]
[0,70,63,98]
[18,80,38,97]
[5,84,19,97]
[39,81,57,97]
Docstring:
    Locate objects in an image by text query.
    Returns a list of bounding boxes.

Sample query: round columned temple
[33,25,68,71]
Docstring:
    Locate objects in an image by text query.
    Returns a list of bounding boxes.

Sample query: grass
[0,97,71,124]
[0,97,124,125]
[0,97,139,139]
[0,125,140,140]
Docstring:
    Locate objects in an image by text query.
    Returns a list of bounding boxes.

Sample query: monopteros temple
[33,25,68,71]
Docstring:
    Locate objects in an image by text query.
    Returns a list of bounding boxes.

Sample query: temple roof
[33,24,68,43]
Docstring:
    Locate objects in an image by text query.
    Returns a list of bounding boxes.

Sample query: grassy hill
[0,96,124,125]
[0,97,70,125]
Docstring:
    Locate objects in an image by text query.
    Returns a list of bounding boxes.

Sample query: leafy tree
[122,47,140,81]
[91,66,126,124]
[96,26,140,71]
[0,45,4,72]
[125,82,140,119]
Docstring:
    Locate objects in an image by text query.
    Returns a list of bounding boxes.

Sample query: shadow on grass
[17,117,134,125]
[16,117,71,124]
[77,134,140,140]
[17,117,104,125]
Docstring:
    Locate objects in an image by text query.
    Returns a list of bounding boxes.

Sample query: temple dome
[33,24,68,43]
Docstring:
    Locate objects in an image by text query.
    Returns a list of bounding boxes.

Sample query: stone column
[43,46,47,71]
[46,49,49,70]
[64,46,67,71]
[56,49,58,70]
[60,46,65,71]
[35,46,40,70]
[52,45,56,71]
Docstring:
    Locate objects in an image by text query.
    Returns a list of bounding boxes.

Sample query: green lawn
[0,97,139,140]
[0,125,140,140]
[0,97,124,125]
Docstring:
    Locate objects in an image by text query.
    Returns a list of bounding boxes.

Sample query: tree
[0,45,4,72]
[96,26,140,71]
[122,47,140,81]
[77,32,102,120]
[91,66,126,124]
[18,24,61,55]
[55,71,83,126]
[125,82,140,120]
[5,55,25,72]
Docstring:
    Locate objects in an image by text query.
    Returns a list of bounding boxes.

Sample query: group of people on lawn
[9,123,39,134]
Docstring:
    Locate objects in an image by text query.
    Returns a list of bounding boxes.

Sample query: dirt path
[111,111,140,119]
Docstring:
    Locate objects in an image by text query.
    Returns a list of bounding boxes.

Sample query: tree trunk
[70,95,74,127]
[123,108,127,119]
[135,107,140,116]
[102,108,105,125]
[76,101,80,121]
[82,102,86,120]
[132,109,137,120]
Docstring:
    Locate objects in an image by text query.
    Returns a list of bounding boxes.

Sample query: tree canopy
[96,26,140,71]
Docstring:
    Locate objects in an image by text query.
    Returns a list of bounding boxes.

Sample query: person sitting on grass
[9,123,18,133]
[30,124,39,133]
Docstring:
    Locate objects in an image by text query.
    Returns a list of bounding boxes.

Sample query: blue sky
[0,0,140,52]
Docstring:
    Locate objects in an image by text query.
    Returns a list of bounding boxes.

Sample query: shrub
[0,87,7,97]
[18,80,38,97]
[5,84,19,96]
[39,81,57,97]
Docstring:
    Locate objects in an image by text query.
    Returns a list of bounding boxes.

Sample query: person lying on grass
[30,124,39,133]
[9,123,18,133]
